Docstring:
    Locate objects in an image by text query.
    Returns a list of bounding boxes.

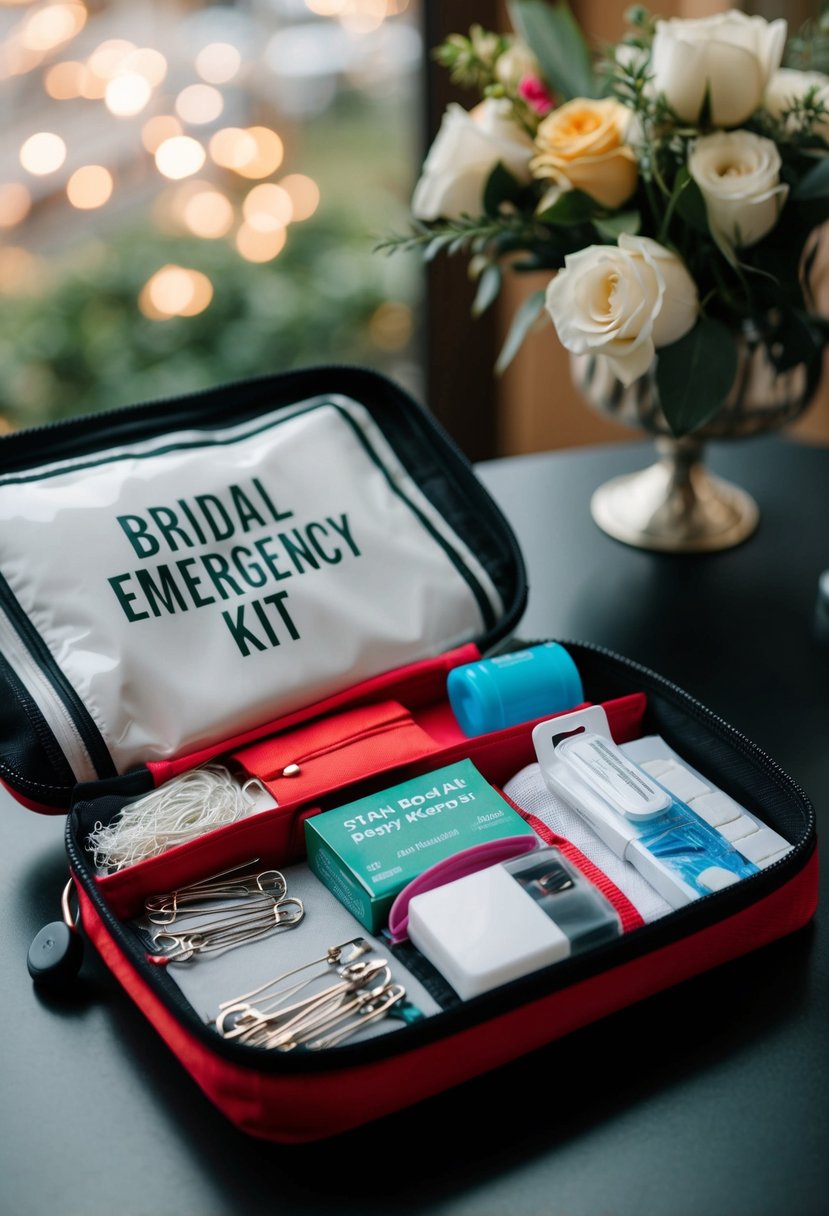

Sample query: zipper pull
[27,877,84,989]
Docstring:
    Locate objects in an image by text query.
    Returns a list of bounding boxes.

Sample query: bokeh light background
[0,0,423,429]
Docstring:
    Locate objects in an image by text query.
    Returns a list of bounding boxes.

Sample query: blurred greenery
[0,213,415,427]
[0,86,422,430]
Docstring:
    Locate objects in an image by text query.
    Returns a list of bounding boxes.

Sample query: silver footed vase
[571,330,821,553]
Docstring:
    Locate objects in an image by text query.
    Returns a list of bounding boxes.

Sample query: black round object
[27,921,83,988]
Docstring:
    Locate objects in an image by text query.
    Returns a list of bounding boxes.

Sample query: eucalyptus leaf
[495,289,548,374]
[655,318,738,436]
[472,263,503,317]
[507,0,597,100]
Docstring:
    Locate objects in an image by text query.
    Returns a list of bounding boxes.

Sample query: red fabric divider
[97,691,648,919]
[147,643,481,786]
[499,799,645,934]
[76,848,817,1144]
[95,796,300,920]
[230,699,443,805]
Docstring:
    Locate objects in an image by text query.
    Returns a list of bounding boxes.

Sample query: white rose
[764,67,829,139]
[411,99,534,221]
[688,130,788,254]
[651,10,787,127]
[545,233,699,385]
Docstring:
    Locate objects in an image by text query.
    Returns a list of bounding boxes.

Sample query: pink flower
[518,75,555,115]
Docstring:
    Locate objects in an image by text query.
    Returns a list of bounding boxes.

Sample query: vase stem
[590,436,759,553]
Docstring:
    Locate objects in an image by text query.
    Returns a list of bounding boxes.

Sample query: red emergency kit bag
[0,366,817,1143]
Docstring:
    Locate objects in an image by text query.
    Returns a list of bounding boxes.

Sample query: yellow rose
[530,97,638,209]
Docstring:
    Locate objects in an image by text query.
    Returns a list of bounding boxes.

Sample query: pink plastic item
[386,834,539,943]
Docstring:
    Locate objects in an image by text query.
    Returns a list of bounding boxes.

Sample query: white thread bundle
[86,765,262,872]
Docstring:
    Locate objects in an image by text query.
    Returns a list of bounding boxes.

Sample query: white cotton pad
[654,762,710,803]
[698,866,741,893]
[719,815,759,842]
[407,865,572,1001]
[736,827,792,865]
[689,791,743,827]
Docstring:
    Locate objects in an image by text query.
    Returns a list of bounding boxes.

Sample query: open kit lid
[0,367,527,812]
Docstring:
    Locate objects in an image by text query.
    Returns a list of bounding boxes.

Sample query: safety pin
[216,938,370,1014]
[147,888,284,927]
[151,898,286,948]
[217,960,390,1044]
[274,980,388,1049]
[218,960,388,1044]
[147,896,304,965]
[306,983,407,1051]
[256,965,393,1051]
[145,859,262,905]
[144,865,286,924]
[273,974,397,1052]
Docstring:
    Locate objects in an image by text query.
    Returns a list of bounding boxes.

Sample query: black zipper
[0,572,115,782]
[64,640,816,1074]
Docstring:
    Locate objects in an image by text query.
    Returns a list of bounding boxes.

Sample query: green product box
[304,758,536,932]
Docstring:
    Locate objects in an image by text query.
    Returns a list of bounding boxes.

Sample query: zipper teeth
[0,568,114,779]
[0,602,97,784]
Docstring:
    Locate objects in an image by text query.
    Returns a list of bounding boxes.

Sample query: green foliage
[655,318,739,436]
[0,216,404,428]
[671,169,709,236]
[507,0,597,100]
[471,263,503,317]
[495,288,548,373]
[395,2,829,435]
[793,154,829,200]
[536,188,597,225]
[483,161,525,216]
[376,208,577,268]
[433,25,511,92]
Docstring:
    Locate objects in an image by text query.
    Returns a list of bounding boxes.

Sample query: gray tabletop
[1,434,827,1216]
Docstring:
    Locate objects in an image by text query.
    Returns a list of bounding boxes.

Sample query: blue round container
[447,642,584,737]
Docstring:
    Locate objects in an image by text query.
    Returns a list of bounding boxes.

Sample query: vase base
[590,452,759,553]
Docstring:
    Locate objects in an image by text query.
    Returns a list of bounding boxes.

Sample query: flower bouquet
[380,2,829,549]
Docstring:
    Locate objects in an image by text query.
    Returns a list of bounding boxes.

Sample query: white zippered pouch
[0,394,503,779]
